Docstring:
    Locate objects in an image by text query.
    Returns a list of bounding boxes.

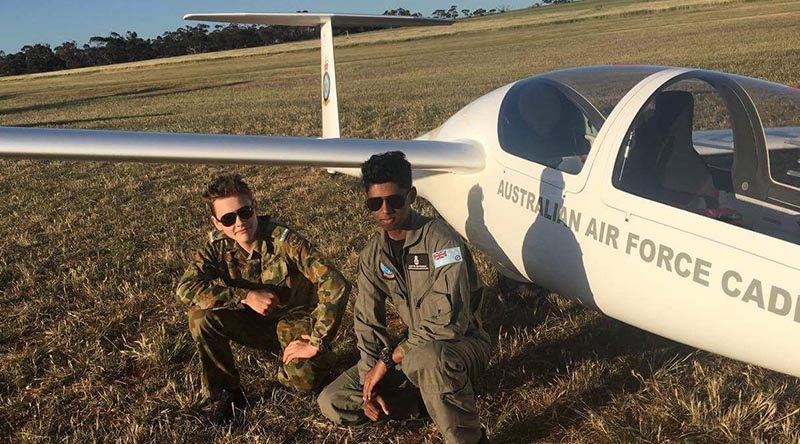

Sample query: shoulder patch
[432,247,463,268]
[269,223,290,240]
[380,262,396,280]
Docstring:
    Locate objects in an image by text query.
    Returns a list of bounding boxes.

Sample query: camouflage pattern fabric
[189,306,335,396]
[178,215,350,396]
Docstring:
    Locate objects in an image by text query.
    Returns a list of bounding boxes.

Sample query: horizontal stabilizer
[184,13,452,28]
[0,127,482,172]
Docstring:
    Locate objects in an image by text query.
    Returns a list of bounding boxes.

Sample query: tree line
[0,24,333,77]
[1,4,577,77]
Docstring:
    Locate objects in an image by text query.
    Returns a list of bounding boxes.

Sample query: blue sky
[0,1,536,54]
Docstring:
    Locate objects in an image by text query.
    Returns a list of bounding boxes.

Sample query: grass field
[2,0,800,442]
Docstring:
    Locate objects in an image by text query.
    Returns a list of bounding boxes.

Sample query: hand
[363,395,390,422]
[282,335,320,365]
[362,361,388,402]
[242,290,278,316]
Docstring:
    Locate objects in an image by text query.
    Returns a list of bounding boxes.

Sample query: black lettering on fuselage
[722,270,742,297]
[568,209,581,233]
[526,191,536,211]
[675,252,692,278]
[768,286,792,316]
[693,259,711,287]
[742,279,766,309]
[605,224,619,249]
[656,244,674,272]
[586,218,598,240]
[625,232,639,255]
[639,238,656,263]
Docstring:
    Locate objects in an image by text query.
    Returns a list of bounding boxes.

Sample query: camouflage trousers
[188,305,334,398]
[318,336,491,444]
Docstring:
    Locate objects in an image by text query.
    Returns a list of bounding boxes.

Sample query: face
[211,195,258,247]
[366,182,416,232]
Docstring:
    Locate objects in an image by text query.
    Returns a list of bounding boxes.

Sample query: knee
[187,307,214,338]
[403,341,465,394]
[317,384,344,424]
[280,359,323,392]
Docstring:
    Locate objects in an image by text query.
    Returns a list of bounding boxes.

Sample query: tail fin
[183,13,452,139]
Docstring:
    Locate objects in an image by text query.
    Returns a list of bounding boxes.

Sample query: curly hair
[202,173,254,215]
[360,151,412,191]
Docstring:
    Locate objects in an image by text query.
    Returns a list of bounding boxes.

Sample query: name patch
[380,262,396,280]
[405,254,430,271]
[432,247,463,268]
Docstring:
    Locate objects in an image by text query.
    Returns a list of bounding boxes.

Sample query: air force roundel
[380,262,396,280]
[322,72,331,102]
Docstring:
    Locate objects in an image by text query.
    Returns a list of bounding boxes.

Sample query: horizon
[0,1,538,54]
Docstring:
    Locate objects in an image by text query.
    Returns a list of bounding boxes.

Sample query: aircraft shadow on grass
[467,172,691,441]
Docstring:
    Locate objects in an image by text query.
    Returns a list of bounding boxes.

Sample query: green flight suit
[318,211,491,444]
[176,216,351,397]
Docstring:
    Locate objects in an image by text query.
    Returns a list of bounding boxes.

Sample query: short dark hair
[202,173,254,215]
[360,151,412,191]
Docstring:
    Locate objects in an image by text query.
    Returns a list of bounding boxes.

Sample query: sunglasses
[365,193,407,212]
[215,205,255,227]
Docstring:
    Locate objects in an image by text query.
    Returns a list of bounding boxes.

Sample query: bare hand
[242,290,278,316]
[363,395,390,422]
[282,335,320,364]
[362,361,388,402]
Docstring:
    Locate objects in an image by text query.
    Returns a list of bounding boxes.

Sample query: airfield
[1,0,799,442]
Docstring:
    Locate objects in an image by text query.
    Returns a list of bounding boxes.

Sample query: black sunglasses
[215,205,255,227]
[365,193,407,212]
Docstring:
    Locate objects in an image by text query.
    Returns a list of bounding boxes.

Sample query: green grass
[1,0,800,442]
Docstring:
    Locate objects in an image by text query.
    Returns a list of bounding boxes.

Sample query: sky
[0,0,536,54]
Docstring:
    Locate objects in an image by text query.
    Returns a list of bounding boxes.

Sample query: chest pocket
[261,257,288,285]
[419,291,452,327]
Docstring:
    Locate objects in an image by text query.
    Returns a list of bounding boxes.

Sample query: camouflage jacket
[176,215,351,349]
[354,210,489,378]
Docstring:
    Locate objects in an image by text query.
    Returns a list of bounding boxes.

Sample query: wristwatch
[379,347,396,370]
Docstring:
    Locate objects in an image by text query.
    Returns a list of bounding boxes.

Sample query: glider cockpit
[490,66,799,245]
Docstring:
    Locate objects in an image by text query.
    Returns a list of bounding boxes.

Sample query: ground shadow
[475,169,689,440]
[0,81,250,116]
[15,113,172,127]
[482,278,691,442]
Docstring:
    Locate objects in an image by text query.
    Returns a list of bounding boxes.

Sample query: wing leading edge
[0,127,483,173]
[183,13,452,28]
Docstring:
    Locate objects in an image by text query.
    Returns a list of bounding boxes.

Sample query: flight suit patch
[405,254,430,272]
[432,247,463,268]
[380,262,396,280]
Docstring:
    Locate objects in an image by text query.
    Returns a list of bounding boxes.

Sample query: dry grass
[1,0,800,442]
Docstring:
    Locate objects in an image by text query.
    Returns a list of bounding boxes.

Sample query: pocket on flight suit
[419,291,453,326]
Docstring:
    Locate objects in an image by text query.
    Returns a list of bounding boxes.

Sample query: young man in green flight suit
[176,173,350,423]
[318,152,492,444]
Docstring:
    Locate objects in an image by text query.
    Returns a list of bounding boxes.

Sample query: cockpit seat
[622,91,741,224]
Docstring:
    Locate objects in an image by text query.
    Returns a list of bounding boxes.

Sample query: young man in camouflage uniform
[317,152,491,444]
[176,174,350,423]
